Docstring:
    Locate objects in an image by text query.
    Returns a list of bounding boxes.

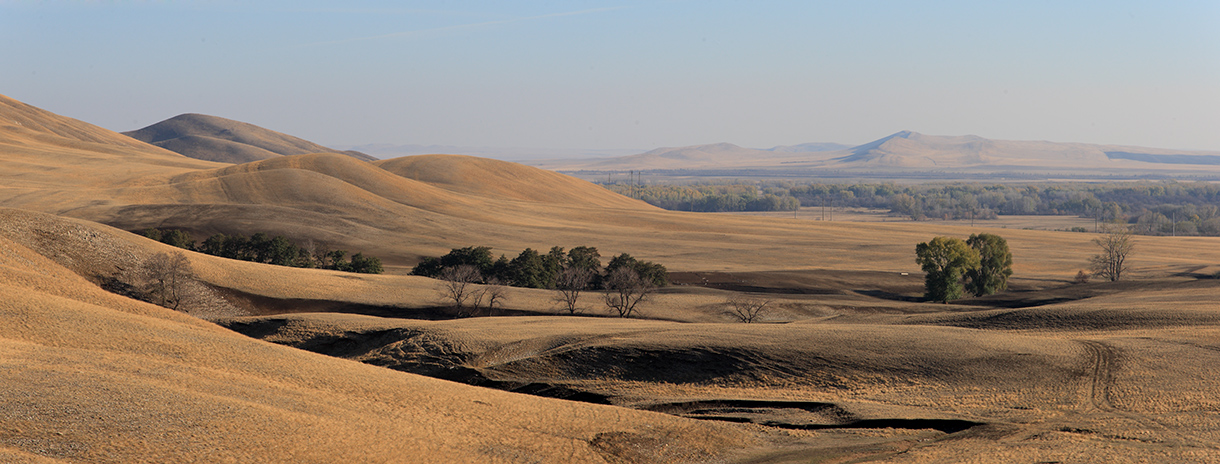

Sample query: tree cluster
[414,245,668,317]
[142,229,382,274]
[412,245,666,290]
[603,183,800,212]
[914,233,1013,303]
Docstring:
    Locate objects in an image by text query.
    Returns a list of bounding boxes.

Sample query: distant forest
[603,181,1220,236]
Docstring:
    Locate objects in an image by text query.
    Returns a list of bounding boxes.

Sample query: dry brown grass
[6,94,1220,462]
[0,209,754,463]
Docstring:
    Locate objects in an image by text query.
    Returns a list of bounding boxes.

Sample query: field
[3,94,1220,463]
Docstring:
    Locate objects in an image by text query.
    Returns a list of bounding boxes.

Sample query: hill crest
[124,113,376,163]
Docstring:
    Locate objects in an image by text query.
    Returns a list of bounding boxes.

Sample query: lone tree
[603,266,653,318]
[438,265,483,315]
[554,265,594,314]
[725,295,770,323]
[141,251,193,310]
[965,233,1013,296]
[1090,226,1134,281]
[469,279,508,317]
[915,236,981,303]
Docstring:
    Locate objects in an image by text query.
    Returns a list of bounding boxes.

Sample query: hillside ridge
[124,113,376,163]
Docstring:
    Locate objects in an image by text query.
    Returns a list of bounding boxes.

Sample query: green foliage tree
[440,246,495,276]
[348,253,383,274]
[508,248,547,288]
[605,253,668,287]
[143,228,196,250]
[915,236,981,303]
[567,246,602,272]
[964,233,1013,296]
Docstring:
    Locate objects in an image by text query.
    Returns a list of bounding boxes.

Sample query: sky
[2,1,1218,153]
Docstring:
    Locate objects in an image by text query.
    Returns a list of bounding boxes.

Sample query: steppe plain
[2,93,1220,463]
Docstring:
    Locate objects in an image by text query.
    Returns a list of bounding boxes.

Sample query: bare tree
[141,251,193,310]
[603,267,653,318]
[554,266,593,314]
[1090,226,1134,282]
[470,279,509,316]
[725,295,770,323]
[438,265,482,315]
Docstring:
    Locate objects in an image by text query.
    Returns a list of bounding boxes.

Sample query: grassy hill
[0,208,749,463]
[123,113,376,163]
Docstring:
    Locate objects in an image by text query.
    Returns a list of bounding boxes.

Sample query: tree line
[602,183,800,212]
[142,229,383,274]
[608,180,1220,236]
[413,245,667,317]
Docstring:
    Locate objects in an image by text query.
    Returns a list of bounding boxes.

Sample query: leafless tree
[603,267,653,318]
[554,266,594,314]
[141,251,193,310]
[1090,226,1134,282]
[438,265,482,314]
[470,279,509,316]
[725,295,770,323]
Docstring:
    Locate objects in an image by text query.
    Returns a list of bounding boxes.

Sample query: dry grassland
[4,93,1220,462]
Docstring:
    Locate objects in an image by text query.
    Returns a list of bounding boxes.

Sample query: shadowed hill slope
[124,113,376,163]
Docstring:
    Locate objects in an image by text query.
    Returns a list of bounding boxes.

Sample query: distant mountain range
[124,114,375,163]
[529,131,1220,177]
[121,112,1220,178]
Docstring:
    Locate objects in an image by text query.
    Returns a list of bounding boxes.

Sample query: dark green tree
[348,253,384,274]
[412,257,443,277]
[915,236,981,303]
[509,248,547,288]
[605,253,668,287]
[265,235,299,267]
[489,254,511,283]
[325,250,351,272]
[567,246,602,272]
[965,233,1013,296]
[440,246,495,276]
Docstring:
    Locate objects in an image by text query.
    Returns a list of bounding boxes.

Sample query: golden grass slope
[0,207,749,463]
[0,94,224,189]
[376,154,644,207]
[123,113,377,163]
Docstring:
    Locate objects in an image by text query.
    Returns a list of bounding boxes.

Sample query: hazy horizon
[3,1,1217,152]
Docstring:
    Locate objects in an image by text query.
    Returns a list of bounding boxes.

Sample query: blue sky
[2,1,1218,151]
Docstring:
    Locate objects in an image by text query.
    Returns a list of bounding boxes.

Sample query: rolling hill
[535,131,1220,177]
[0,208,748,463]
[6,93,1220,462]
[124,113,376,163]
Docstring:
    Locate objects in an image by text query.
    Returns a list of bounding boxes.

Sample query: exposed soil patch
[643,399,984,434]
